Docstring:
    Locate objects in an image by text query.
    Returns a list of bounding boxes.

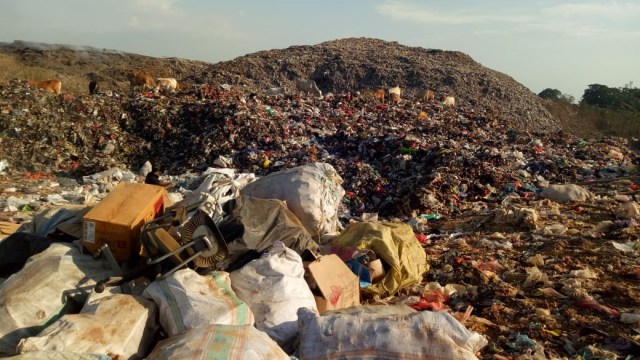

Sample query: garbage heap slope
[209,37,557,131]
[0,38,557,132]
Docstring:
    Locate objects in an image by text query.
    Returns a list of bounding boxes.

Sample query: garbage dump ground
[0,78,640,360]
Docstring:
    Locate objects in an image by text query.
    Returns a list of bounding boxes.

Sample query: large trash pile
[0,78,640,359]
[209,38,559,132]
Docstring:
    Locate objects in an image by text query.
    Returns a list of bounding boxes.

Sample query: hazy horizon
[1,1,638,101]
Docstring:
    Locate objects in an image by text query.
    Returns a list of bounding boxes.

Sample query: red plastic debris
[23,172,54,180]
[411,289,449,311]
[576,298,620,318]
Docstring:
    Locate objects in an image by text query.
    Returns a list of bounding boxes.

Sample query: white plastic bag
[146,324,288,360]
[230,242,317,352]
[540,184,593,203]
[18,293,158,359]
[0,243,114,356]
[298,306,488,360]
[142,269,254,337]
[240,162,345,239]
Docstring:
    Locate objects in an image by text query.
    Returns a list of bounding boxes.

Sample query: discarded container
[305,254,360,313]
[82,183,169,260]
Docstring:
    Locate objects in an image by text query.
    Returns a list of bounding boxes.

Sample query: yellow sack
[331,222,428,296]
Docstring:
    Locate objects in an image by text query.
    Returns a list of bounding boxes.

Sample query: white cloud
[375,0,640,39]
[542,2,640,18]
[374,1,528,24]
[132,0,178,12]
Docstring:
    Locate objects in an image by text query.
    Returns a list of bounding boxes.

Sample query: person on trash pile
[145,164,174,188]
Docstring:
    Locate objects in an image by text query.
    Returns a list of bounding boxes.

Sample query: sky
[1,0,638,101]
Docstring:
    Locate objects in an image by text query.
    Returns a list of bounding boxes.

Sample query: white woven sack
[240,162,345,239]
[17,294,158,359]
[230,242,317,352]
[0,243,113,356]
[146,324,288,360]
[142,269,254,337]
[298,306,488,360]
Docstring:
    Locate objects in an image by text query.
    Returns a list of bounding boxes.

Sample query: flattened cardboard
[0,221,21,240]
[82,183,168,261]
[307,254,360,313]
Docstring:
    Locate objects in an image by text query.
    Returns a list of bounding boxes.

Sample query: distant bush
[544,99,640,139]
[581,83,640,111]
[541,83,640,139]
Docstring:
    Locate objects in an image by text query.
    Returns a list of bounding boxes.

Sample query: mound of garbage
[2,38,557,131]
[0,71,639,359]
[1,79,634,219]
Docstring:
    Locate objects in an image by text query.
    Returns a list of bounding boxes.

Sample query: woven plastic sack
[0,243,114,356]
[17,293,158,359]
[146,324,288,360]
[142,269,254,337]
[6,351,111,360]
[331,222,428,296]
[298,306,488,360]
[230,242,317,352]
[240,162,345,239]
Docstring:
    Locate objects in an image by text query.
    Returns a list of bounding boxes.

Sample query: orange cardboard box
[306,254,360,313]
[83,183,168,261]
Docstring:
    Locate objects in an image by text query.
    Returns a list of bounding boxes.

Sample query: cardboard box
[83,183,168,261]
[306,254,360,313]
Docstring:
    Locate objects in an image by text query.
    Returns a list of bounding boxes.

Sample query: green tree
[581,84,622,108]
[539,88,574,103]
[538,88,562,100]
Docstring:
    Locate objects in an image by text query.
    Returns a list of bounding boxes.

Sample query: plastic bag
[240,162,345,239]
[146,324,288,360]
[330,222,428,295]
[230,242,317,352]
[142,269,254,337]
[298,306,488,360]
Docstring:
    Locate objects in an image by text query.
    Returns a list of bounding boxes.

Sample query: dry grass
[0,54,50,82]
[543,99,640,139]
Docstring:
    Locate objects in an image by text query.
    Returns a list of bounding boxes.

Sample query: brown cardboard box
[83,183,168,261]
[306,254,360,313]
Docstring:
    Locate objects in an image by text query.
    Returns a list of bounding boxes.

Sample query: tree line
[539,83,640,111]
[538,83,640,138]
